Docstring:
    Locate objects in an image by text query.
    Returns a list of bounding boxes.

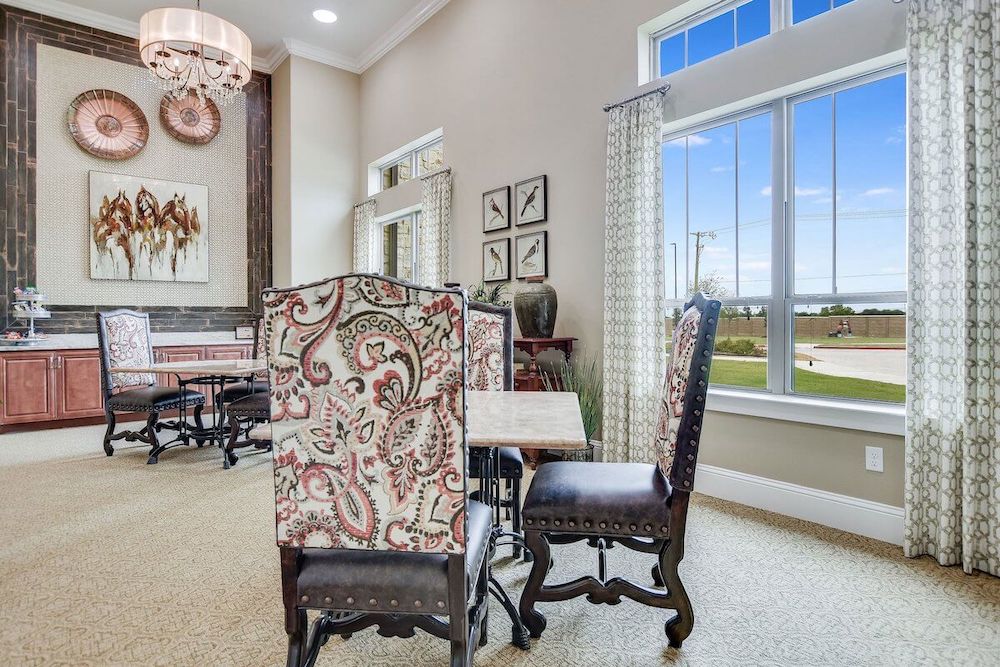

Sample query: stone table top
[112,359,266,376]
[248,391,588,450]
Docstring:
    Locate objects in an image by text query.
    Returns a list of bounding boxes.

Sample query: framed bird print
[482,185,510,232]
[483,238,510,282]
[515,175,547,226]
[515,231,547,279]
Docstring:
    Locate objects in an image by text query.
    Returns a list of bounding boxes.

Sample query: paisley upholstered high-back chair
[263,274,491,667]
[96,309,205,461]
[466,301,525,557]
[518,293,721,649]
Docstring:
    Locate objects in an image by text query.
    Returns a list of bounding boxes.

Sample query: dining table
[249,390,588,650]
[111,358,267,465]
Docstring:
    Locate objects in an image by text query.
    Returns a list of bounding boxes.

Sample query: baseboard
[695,464,904,545]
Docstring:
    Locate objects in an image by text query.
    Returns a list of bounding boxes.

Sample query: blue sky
[663,72,906,302]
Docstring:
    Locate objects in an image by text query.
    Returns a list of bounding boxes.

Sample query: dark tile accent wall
[0,4,272,334]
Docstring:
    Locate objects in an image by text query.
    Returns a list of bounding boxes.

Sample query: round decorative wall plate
[159,92,221,145]
[67,89,148,160]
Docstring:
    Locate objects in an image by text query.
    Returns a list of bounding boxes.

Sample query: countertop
[0,331,252,352]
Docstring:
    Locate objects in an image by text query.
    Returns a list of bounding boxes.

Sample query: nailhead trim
[300,595,309,603]
[414,600,423,608]
[629,523,637,531]
[390,599,399,607]
[584,521,592,528]
[436,601,446,609]
[324,597,332,604]
[369,598,378,606]
[346,597,355,604]
[599,522,607,529]
[645,524,652,531]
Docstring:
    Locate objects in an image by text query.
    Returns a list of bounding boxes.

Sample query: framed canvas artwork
[89,171,209,283]
[482,238,510,282]
[515,231,547,279]
[482,185,510,232]
[515,174,547,226]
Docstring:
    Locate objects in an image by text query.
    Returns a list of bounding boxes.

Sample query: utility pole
[690,230,717,292]
[669,242,678,299]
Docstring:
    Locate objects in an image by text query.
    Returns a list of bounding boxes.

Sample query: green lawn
[716,335,905,348]
[709,359,905,403]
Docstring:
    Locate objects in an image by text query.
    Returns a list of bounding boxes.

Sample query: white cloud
[885,136,903,145]
[687,133,712,147]
[863,187,895,197]
[794,186,826,196]
[710,165,734,173]
[760,186,772,197]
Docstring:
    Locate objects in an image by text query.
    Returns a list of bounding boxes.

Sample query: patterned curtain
[419,169,452,286]
[352,199,377,273]
[905,0,999,576]
[601,91,667,464]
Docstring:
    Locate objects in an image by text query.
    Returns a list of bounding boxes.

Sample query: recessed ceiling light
[313,9,337,24]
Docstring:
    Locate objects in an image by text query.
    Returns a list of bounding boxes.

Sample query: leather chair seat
[106,386,205,412]
[468,446,523,478]
[522,462,672,538]
[216,380,268,404]
[296,501,493,614]
[226,391,270,418]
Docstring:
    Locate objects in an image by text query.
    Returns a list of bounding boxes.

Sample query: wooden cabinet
[0,352,57,424]
[0,342,252,428]
[56,350,104,420]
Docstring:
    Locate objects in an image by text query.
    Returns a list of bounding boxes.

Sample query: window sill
[706,388,905,436]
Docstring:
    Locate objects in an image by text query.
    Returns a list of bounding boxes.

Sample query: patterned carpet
[0,424,997,666]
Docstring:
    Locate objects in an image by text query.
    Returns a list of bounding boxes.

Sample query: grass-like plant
[468,281,511,307]
[541,355,604,443]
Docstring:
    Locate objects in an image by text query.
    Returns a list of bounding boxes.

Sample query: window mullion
[768,101,787,396]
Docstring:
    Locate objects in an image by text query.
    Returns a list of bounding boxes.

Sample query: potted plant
[541,354,604,462]
[467,281,511,307]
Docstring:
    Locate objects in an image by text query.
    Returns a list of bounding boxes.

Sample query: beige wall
[272,56,359,287]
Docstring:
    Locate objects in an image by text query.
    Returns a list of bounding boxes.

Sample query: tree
[688,271,731,299]
[819,304,855,317]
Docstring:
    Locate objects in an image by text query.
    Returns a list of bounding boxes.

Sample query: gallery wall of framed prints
[481,174,548,283]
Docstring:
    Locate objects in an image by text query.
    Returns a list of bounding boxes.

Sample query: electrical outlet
[865,446,884,473]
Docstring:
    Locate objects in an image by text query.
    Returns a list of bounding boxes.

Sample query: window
[379,138,444,192]
[792,0,855,25]
[664,67,907,404]
[379,213,419,281]
[654,0,770,78]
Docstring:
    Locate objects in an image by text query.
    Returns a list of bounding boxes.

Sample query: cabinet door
[154,347,205,390]
[0,353,57,425]
[205,345,250,361]
[57,350,105,420]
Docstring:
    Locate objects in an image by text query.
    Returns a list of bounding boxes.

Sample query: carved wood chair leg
[285,608,308,667]
[659,545,693,648]
[518,530,550,638]
[224,418,241,469]
[193,404,206,446]
[103,411,116,456]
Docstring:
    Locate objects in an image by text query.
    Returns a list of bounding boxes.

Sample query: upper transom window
[654,0,770,78]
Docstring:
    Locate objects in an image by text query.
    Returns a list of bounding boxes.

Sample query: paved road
[796,345,905,385]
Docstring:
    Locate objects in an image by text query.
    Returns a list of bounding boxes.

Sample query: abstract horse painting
[89,171,209,282]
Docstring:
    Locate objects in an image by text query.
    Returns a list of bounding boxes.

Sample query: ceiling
[5,0,450,73]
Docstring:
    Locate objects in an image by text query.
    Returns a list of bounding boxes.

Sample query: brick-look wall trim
[0,4,272,333]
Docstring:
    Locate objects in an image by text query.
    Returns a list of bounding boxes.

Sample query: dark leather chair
[223,391,270,469]
[96,309,206,459]
[466,300,525,558]
[216,318,268,405]
[518,293,721,649]
[264,274,490,667]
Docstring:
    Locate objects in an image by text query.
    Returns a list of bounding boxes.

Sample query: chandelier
[138,1,252,105]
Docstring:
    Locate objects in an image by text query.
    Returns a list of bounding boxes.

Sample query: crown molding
[356,0,451,73]
[1,0,453,75]
[280,38,361,75]
[2,0,138,38]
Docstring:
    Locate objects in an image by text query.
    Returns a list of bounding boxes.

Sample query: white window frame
[786,0,855,27]
[649,0,775,79]
[663,64,907,434]
[375,207,421,281]
[370,130,445,195]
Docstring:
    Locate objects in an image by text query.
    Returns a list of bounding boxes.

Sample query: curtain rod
[603,84,670,112]
[420,165,452,180]
[354,198,375,209]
